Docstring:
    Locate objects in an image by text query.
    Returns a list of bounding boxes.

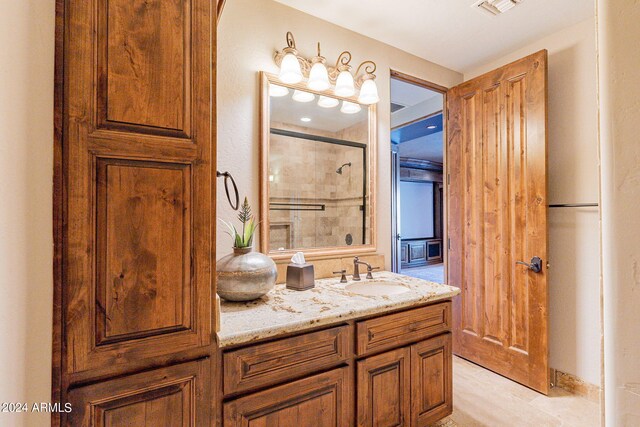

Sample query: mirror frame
[259,71,378,260]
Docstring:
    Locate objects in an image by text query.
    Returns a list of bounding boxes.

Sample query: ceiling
[399,132,443,163]
[273,0,594,72]
[392,114,443,144]
[391,78,444,163]
[390,78,439,107]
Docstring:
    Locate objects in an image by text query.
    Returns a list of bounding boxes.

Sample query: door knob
[516,256,543,273]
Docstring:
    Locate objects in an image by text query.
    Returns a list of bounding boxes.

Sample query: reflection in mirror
[263,75,375,255]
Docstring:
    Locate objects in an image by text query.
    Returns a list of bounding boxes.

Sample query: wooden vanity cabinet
[356,334,452,427]
[220,301,453,427]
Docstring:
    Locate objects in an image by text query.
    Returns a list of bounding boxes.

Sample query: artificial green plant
[220,197,258,248]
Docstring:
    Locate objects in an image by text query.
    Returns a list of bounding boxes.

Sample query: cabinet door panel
[409,241,427,263]
[357,347,410,427]
[64,0,214,378]
[223,367,352,427]
[68,359,210,427]
[400,244,408,264]
[411,334,453,426]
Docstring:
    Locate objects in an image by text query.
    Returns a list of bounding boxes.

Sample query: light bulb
[279,53,303,84]
[269,84,289,97]
[307,62,330,91]
[318,96,339,108]
[341,101,361,114]
[358,79,380,105]
[335,70,356,97]
[292,90,315,103]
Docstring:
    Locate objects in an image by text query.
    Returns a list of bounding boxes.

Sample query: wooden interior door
[446,50,549,393]
[55,0,216,423]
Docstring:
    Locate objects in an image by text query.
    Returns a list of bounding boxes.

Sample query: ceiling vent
[473,0,523,16]
[391,102,406,113]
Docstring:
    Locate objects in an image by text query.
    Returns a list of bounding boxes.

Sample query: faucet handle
[333,270,348,283]
[366,267,380,280]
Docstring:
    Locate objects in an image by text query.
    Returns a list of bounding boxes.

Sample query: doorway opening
[390,71,446,284]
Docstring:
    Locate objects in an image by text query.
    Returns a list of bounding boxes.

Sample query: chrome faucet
[353,256,379,280]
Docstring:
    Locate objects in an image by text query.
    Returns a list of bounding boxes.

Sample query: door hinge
[447,173,450,185]
[447,237,451,250]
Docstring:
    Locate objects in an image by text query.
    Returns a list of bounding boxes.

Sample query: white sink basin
[345,281,410,296]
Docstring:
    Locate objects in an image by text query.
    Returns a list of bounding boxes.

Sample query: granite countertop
[217,271,460,348]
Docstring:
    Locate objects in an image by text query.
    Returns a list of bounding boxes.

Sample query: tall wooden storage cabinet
[53,0,217,425]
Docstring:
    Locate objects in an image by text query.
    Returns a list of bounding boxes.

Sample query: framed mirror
[260,72,377,259]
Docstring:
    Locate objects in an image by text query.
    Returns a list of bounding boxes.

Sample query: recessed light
[427,125,437,130]
[300,117,311,122]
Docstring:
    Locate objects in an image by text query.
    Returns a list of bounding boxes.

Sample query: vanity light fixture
[274,32,380,105]
[355,61,379,105]
[341,101,362,114]
[318,95,340,108]
[277,32,304,84]
[292,90,315,103]
[307,43,331,91]
[269,83,289,97]
[333,51,356,97]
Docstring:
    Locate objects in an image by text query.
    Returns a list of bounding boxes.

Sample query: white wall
[400,181,434,239]
[217,0,462,263]
[0,0,55,426]
[597,0,640,424]
[464,19,601,386]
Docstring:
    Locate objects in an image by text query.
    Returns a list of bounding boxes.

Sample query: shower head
[336,162,352,175]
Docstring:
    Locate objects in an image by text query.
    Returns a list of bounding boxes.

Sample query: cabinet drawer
[224,367,352,426]
[223,325,351,395]
[356,303,451,355]
[68,359,210,427]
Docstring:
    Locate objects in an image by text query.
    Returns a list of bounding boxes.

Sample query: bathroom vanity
[216,272,459,426]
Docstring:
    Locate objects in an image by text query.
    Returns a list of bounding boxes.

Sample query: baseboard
[550,368,601,403]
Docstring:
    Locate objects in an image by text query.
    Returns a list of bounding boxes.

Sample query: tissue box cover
[286,263,315,291]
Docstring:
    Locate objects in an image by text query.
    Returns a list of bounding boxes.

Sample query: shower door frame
[268,128,368,248]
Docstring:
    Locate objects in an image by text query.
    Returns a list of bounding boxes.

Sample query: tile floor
[437,357,601,427]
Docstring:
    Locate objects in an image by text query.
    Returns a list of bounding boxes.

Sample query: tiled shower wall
[269,121,370,250]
